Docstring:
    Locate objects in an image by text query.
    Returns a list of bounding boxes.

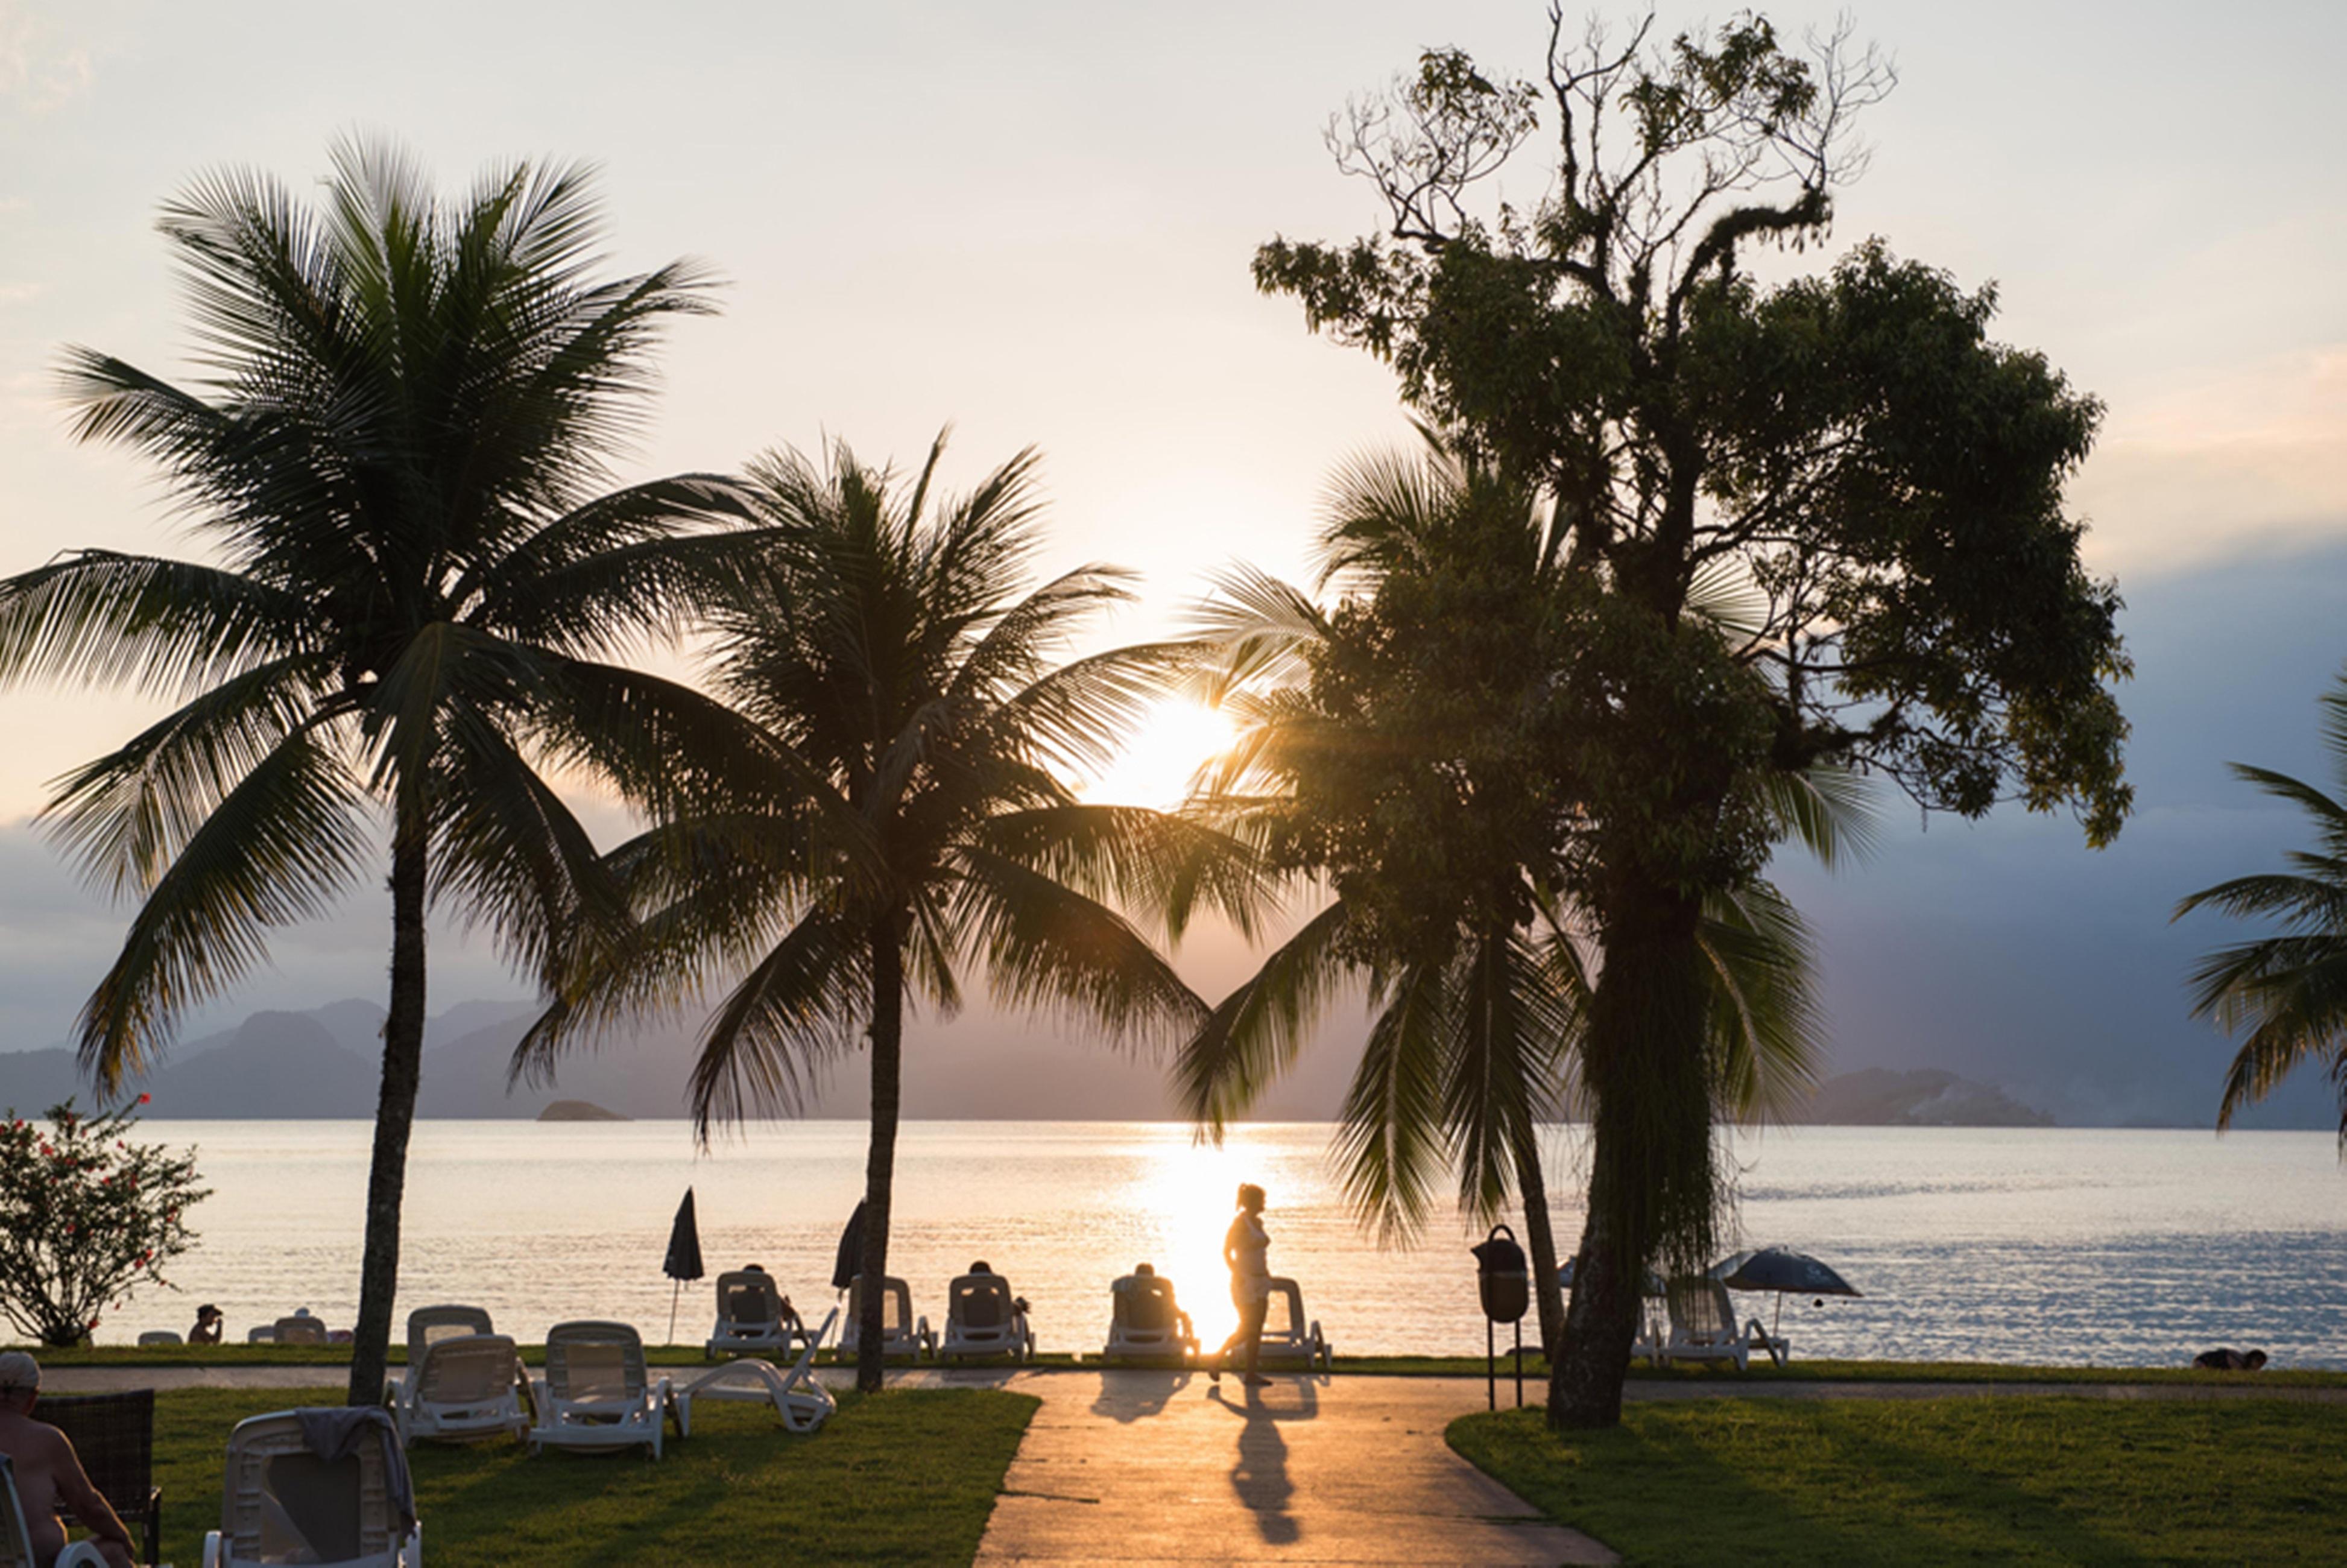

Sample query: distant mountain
[143,1011,376,1117]
[1799,1067,2054,1128]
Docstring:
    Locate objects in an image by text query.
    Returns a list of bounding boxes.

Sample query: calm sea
[96,1121,2347,1368]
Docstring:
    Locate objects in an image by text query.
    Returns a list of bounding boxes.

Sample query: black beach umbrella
[1714,1247,1861,1297]
[1712,1246,1861,1341]
[831,1201,866,1292]
[662,1188,705,1344]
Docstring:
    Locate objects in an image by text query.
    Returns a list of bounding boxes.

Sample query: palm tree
[1175,440,1845,1351]
[515,434,1265,1393]
[0,140,754,1400]
[2176,674,2347,1137]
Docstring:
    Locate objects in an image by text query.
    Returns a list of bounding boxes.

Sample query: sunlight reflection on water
[98,1121,2347,1368]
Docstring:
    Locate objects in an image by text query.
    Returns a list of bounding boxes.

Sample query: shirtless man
[0,1353,136,1568]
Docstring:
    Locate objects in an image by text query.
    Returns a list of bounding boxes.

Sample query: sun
[1082,698,1238,809]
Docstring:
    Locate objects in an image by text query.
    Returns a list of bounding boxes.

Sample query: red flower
[136,1094,150,1105]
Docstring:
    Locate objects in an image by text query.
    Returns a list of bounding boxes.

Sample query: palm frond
[1333,958,1455,1246]
[950,846,1206,1049]
[1699,880,1825,1124]
[1176,901,1356,1134]
[685,910,869,1135]
[974,803,1276,943]
[38,654,336,897]
[76,727,367,1089]
[0,551,314,699]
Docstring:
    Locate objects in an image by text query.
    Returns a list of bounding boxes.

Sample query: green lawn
[138,1384,1036,1566]
[1451,1399,2347,1565]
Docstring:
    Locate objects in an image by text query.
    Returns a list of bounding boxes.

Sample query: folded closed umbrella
[662,1188,704,1344]
[831,1200,867,1292]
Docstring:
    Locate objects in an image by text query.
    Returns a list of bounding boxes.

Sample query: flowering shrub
[0,1097,208,1346]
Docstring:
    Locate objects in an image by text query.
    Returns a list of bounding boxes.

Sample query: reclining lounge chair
[199,1408,420,1567]
[1253,1277,1331,1373]
[1102,1265,1198,1364]
[385,1333,533,1447]
[841,1278,933,1362]
[405,1304,494,1363]
[938,1265,1034,1364]
[705,1268,809,1359]
[530,1321,679,1458]
[679,1307,841,1435]
[1654,1277,1783,1371]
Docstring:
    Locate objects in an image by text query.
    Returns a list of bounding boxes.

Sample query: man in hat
[0,1351,136,1567]
[188,1304,224,1345]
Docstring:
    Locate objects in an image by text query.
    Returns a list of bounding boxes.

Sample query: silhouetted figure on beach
[0,1352,136,1568]
[2192,1347,2267,1370]
[187,1304,223,1345]
[1213,1183,1274,1388]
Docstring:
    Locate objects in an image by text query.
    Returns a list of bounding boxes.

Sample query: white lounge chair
[1102,1267,1198,1364]
[136,1330,182,1347]
[385,1332,534,1447]
[273,1315,329,1347]
[679,1308,839,1434]
[840,1277,933,1361]
[244,1327,276,1344]
[0,1455,110,1568]
[1254,1277,1331,1372]
[704,1269,809,1359]
[529,1320,679,1459]
[200,1408,421,1568]
[1653,1277,1783,1371]
[939,1269,1034,1363]
[405,1304,494,1363]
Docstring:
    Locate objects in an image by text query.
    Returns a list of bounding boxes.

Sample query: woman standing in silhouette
[1213,1183,1273,1386]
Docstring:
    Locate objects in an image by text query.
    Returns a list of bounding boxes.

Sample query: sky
[1,0,2343,1125]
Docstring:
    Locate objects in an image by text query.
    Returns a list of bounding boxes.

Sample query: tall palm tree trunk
[855,917,906,1396]
[1510,1119,1565,1356]
[1549,878,1710,1429]
[347,815,429,1406]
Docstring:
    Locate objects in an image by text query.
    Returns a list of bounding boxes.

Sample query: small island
[536,1099,630,1123]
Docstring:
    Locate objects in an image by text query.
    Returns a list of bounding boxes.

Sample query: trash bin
[1472,1224,1529,1324]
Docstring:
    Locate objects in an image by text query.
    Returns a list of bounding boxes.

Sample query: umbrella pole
[668,1279,681,1347]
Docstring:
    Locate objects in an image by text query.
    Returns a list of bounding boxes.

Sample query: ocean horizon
[83,1119,2347,1370]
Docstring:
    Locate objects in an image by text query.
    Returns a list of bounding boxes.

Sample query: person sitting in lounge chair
[0,1353,136,1568]
[188,1304,224,1345]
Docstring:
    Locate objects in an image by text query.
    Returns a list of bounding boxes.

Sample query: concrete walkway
[950,1370,1613,1566]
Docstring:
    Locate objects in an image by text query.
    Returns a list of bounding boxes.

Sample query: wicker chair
[36,1389,162,1565]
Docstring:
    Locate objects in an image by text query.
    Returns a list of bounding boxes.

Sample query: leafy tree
[2176,674,2347,1136]
[1255,13,2130,1426]
[517,435,1263,1393]
[0,1097,207,1347]
[1177,437,1839,1352]
[0,139,751,1402]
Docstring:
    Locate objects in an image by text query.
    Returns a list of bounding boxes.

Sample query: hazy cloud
[2078,344,2347,572]
[0,1,88,115]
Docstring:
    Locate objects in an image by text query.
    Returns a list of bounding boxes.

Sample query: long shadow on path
[1207,1377,1320,1546]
